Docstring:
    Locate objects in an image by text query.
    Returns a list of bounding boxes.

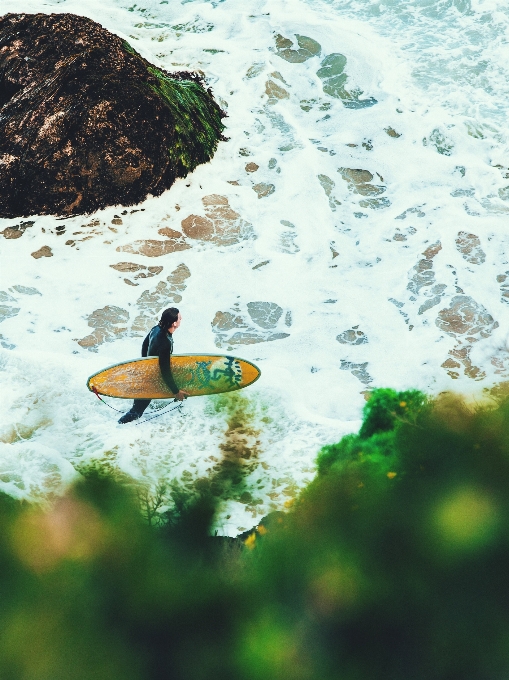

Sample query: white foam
[0,441,78,502]
[1,0,509,533]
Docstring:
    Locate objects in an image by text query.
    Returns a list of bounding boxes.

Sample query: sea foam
[1,0,509,533]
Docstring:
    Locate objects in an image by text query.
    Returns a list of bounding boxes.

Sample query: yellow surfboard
[87,354,261,399]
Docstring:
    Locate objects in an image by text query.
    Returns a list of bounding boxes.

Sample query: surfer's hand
[174,390,189,401]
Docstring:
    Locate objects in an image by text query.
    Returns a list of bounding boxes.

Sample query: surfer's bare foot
[118,411,141,424]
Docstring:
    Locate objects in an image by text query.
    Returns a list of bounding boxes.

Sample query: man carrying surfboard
[118,307,188,424]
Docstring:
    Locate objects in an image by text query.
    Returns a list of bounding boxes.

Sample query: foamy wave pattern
[1,0,509,533]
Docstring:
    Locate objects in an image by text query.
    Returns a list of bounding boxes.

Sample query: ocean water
[1,0,509,534]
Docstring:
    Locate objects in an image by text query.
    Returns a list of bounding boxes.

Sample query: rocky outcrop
[0,13,226,217]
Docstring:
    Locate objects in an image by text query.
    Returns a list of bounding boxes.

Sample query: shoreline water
[1,0,509,534]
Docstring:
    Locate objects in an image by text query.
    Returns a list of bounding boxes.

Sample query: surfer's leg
[118,399,151,424]
[132,399,151,415]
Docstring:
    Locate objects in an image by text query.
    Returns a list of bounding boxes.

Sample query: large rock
[0,13,226,217]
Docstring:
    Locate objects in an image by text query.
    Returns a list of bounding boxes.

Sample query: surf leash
[133,401,184,425]
[91,386,184,424]
[91,386,125,413]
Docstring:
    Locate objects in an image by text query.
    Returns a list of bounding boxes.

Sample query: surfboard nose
[241,361,261,387]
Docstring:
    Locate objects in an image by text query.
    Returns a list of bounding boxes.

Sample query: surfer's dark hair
[159,307,179,330]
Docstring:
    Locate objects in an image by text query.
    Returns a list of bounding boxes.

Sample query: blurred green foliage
[3,388,509,679]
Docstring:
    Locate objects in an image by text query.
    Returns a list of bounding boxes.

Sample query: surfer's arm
[141,333,150,358]
[158,346,179,395]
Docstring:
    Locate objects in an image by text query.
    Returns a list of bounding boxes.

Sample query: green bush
[2,388,509,679]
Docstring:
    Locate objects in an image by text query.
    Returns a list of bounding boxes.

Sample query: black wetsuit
[126,325,179,418]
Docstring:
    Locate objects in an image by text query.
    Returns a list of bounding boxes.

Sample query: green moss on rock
[146,66,225,175]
